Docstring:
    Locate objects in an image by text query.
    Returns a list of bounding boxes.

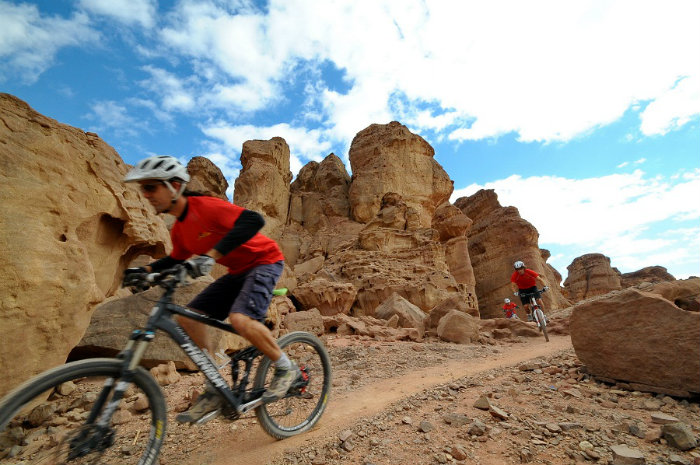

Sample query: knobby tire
[0,358,166,465]
[534,308,549,342]
[253,332,332,439]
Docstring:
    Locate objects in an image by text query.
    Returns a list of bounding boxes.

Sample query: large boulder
[437,310,480,344]
[455,189,568,318]
[563,253,622,302]
[374,292,427,337]
[570,288,700,396]
[74,278,261,369]
[348,121,453,226]
[0,93,170,397]
[233,137,292,240]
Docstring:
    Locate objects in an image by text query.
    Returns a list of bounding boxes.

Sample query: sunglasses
[140,182,163,193]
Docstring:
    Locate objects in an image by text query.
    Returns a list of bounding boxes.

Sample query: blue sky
[2,0,699,281]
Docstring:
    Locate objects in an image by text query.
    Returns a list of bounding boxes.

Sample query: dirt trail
[187,335,572,465]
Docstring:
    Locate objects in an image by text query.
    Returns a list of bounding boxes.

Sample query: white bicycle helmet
[124,155,190,183]
[504,298,511,304]
[513,260,525,269]
[124,155,190,208]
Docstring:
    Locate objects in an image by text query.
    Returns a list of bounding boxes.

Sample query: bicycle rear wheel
[534,308,549,342]
[0,358,166,465]
[254,332,332,439]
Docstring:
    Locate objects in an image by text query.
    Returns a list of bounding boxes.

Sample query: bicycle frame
[117,284,266,416]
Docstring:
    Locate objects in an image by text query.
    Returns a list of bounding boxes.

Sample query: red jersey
[511,268,539,289]
[170,196,284,275]
[502,302,518,318]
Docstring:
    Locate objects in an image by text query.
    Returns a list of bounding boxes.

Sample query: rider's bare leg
[229,312,282,361]
[176,314,213,354]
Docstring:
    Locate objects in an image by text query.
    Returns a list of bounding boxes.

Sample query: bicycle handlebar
[518,287,548,298]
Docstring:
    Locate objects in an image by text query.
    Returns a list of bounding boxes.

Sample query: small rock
[442,413,470,427]
[132,394,150,412]
[545,423,562,433]
[610,444,645,465]
[628,422,646,439]
[488,405,509,420]
[662,422,698,451]
[418,420,434,433]
[468,419,487,436]
[579,441,594,451]
[473,395,491,410]
[668,454,691,465]
[56,381,76,396]
[450,446,467,461]
[651,412,680,424]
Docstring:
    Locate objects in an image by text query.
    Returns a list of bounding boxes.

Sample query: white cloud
[86,100,140,137]
[139,66,197,112]
[78,0,157,28]
[143,0,700,149]
[452,169,700,277]
[0,1,98,83]
[640,75,700,136]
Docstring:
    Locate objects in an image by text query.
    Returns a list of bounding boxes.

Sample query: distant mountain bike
[520,287,549,342]
[0,265,332,464]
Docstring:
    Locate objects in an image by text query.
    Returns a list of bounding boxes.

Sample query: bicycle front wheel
[534,308,549,342]
[0,358,166,465]
[254,332,332,439]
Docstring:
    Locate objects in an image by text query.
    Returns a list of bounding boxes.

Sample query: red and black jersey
[170,196,284,275]
[510,268,539,289]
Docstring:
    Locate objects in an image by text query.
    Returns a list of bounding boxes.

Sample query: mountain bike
[519,287,549,342]
[0,264,332,464]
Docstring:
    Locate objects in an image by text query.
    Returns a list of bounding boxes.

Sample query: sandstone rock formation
[288,153,351,234]
[455,189,568,318]
[619,265,675,288]
[233,137,292,239]
[0,93,170,397]
[275,123,478,322]
[642,277,700,312]
[348,121,453,226]
[186,156,229,199]
[563,253,622,302]
[570,288,700,396]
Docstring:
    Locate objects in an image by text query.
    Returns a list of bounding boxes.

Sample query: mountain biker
[122,155,299,424]
[502,298,519,319]
[510,260,549,322]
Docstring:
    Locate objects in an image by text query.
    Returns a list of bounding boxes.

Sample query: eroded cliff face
[348,121,453,226]
[562,253,622,302]
[233,137,292,240]
[0,93,170,397]
[455,189,570,319]
[276,122,478,320]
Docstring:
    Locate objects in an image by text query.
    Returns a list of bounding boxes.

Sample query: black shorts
[187,261,284,322]
[518,286,540,306]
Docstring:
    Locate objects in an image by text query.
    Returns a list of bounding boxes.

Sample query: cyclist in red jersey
[122,156,297,423]
[502,298,519,319]
[510,260,549,322]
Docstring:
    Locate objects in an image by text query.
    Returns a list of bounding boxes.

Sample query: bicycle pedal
[195,409,221,425]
